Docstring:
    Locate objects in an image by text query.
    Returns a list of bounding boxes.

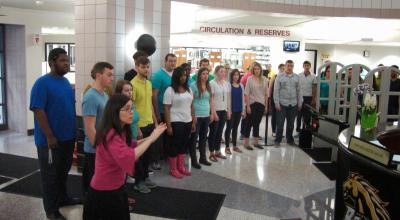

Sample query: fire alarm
[363,50,370,57]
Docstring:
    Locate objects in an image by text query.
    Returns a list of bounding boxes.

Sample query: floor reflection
[304,188,335,220]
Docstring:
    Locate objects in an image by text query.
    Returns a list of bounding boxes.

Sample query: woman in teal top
[188,67,214,168]
[320,67,330,115]
[115,80,142,139]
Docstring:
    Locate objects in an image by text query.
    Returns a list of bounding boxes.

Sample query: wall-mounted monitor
[283,40,300,52]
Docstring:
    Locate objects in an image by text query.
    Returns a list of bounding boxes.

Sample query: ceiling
[171,1,400,46]
[0,0,74,13]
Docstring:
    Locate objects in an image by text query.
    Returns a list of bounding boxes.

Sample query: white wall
[306,43,400,71]
[0,7,74,132]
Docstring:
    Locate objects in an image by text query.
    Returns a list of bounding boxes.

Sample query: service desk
[335,125,400,220]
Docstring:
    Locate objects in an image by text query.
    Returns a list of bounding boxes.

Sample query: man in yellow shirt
[131,56,159,193]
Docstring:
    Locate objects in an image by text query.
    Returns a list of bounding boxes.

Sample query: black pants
[135,124,159,183]
[240,117,247,135]
[270,98,277,133]
[83,186,130,220]
[83,153,96,194]
[167,122,192,157]
[244,102,265,138]
[189,117,210,161]
[297,96,312,130]
[224,112,242,147]
[208,111,227,152]
[36,139,75,214]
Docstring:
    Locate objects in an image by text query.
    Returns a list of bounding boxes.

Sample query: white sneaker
[126,176,135,184]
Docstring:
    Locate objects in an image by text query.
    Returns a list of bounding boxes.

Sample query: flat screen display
[283,40,300,52]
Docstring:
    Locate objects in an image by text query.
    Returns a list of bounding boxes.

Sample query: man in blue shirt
[82,62,114,193]
[151,53,176,170]
[30,48,79,220]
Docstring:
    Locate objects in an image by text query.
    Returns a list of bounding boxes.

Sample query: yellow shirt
[131,76,153,128]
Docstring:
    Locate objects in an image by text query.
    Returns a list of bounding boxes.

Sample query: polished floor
[0,118,335,220]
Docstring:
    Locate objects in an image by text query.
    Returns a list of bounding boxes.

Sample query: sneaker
[199,159,212,166]
[233,146,242,153]
[46,211,66,220]
[126,176,135,184]
[254,144,264,150]
[245,146,254,150]
[145,179,157,189]
[134,181,151,193]
[151,161,161,170]
[215,152,227,159]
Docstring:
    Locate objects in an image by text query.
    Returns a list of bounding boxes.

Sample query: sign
[199,26,290,37]
[348,136,392,166]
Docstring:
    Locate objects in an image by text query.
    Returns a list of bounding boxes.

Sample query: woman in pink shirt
[83,94,166,220]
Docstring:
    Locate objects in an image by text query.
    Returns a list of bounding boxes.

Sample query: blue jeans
[275,105,297,144]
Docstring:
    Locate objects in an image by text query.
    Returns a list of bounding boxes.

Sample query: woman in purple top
[224,69,245,154]
[83,94,166,220]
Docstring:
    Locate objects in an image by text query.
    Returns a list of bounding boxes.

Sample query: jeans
[208,111,227,152]
[135,123,159,183]
[244,102,265,138]
[270,98,277,133]
[297,96,312,130]
[82,152,96,194]
[36,139,75,214]
[189,117,210,162]
[224,112,242,147]
[276,105,298,144]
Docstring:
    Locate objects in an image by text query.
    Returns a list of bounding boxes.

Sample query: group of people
[30,47,321,220]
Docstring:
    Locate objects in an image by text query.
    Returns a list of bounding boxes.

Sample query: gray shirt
[273,72,303,107]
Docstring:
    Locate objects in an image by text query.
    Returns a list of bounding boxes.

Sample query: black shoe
[288,141,297,146]
[254,144,264,149]
[245,146,254,150]
[199,159,212,166]
[296,128,301,132]
[47,211,66,220]
[60,196,82,206]
[191,162,202,169]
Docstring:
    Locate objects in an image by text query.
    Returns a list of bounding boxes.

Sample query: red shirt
[240,72,253,87]
[90,129,136,190]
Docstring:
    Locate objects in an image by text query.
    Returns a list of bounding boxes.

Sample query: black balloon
[135,34,156,56]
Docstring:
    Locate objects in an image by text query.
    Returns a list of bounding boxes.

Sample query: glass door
[0,25,8,130]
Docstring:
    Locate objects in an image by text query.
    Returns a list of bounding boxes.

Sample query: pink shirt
[240,72,253,87]
[90,129,136,191]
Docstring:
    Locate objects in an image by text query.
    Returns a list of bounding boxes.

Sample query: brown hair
[90,62,114,80]
[115,80,132,94]
[135,56,150,66]
[199,58,209,67]
[133,51,148,61]
[164,53,177,62]
[196,67,211,98]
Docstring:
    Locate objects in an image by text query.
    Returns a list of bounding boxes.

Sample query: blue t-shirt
[151,69,171,114]
[30,74,76,147]
[231,85,243,113]
[190,82,210,117]
[82,88,108,153]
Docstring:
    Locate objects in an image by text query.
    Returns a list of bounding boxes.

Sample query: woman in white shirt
[164,67,196,179]
[208,65,231,162]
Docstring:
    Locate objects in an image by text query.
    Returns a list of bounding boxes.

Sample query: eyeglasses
[120,107,133,113]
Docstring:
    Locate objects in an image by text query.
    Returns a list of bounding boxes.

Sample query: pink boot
[169,157,183,179]
[177,154,192,176]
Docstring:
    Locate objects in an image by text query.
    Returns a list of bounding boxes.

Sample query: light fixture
[35,1,44,5]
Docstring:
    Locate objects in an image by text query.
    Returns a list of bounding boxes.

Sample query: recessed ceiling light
[35,1,44,5]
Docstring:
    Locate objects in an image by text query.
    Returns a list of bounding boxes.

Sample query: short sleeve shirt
[30,74,76,147]
[210,80,230,111]
[299,72,317,97]
[132,76,154,128]
[163,87,193,122]
[151,68,172,114]
[82,88,109,153]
